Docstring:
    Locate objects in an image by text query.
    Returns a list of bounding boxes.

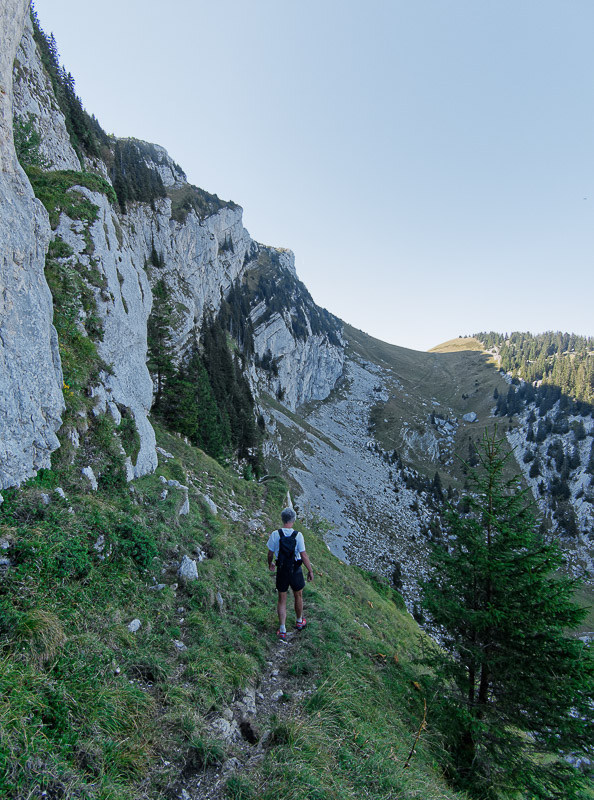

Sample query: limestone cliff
[0,5,345,488]
[12,13,80,171]
[0,0,64,489]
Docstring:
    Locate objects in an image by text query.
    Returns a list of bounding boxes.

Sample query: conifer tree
[421,431,593,799]
[146,279,174,407]
[161,348,229,463]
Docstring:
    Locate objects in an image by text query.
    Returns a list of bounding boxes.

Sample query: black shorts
[276,563,306,593]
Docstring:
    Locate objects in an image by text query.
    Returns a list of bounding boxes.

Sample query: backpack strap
[292,531,301,562]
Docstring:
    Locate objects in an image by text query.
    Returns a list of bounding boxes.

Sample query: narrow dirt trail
[176,627,314,799]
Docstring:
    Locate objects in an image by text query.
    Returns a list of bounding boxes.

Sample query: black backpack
[277,530,300,571]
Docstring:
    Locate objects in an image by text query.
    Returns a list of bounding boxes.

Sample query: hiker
[267,507,314,639]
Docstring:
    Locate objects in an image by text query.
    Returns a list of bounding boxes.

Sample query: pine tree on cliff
[161,348,229,463]
[421,431,594,800]
[147,279,174,407]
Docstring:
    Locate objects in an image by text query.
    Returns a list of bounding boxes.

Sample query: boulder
[177,555,198,582]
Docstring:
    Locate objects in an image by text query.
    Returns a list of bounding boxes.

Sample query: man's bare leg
[294,589,303,621]
[277,591,287,629]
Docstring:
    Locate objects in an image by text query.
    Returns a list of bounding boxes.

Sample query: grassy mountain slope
[427,337,485,354]
[345,326,511,486]
[0,422,467,800]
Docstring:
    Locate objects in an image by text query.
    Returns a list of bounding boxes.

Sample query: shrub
[114,519,157,570]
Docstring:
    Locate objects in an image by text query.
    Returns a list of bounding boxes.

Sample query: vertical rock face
[125,194,253,355]
[54,188,157,478]
[1,6,346,488]
[0,0,64,489]
[247,248,344,411]
[12,13,81,171]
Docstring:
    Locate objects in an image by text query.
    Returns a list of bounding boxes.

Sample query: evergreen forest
[475,331,594,406]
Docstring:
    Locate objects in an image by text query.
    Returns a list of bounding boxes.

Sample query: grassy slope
[427,337,485,353]
[0,423,466,800]
[344,325,514,486]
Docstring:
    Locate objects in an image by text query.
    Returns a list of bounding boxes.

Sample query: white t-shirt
[267,528,306,561]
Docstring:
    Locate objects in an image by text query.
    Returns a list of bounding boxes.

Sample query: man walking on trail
[267,507,314,640]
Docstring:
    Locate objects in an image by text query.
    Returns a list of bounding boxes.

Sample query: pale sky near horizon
[32,0,593,352]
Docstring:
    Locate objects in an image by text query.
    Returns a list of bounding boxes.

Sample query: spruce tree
[161,350,230,464]
[146,279,174,407]
[421,431,593,799]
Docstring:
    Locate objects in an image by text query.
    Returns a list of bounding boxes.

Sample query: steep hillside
[0,10,465,797]
[261,327,514,604]
[0,423,468,800]
[261,327,594,635]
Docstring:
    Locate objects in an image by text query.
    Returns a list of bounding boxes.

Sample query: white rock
[81,467,98,491]
[179,492,190,516]
[222,757,242,775]
[271,690,284,701]
[177,555,198,582]
[128,619,142,633]
[202,493,218,515]
[156,447,174,459]
[193,545,207,562]
[211,716,240,742]
[13,14,80,171]
[55,487,66,499]
[0,2,64,491]
[173,639,187,651]
[160,489,168,500]
[463,412,478,423]
[239,686,257,715]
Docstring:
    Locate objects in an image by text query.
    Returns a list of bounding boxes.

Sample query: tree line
[30,5,108,162]
[476,331,594,405]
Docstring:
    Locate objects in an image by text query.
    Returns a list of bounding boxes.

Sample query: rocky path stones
[175,628,314,799]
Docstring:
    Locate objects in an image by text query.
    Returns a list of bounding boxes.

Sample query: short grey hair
[281,507,296,524]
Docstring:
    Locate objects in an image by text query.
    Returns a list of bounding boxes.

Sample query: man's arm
[267,549,276,571]
[300,550,314,582]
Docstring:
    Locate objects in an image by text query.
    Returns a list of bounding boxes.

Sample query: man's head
[281,507,296,526]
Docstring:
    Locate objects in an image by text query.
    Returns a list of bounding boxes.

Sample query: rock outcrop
[0,6,346,489]
[249,249,344,411]
[12,13,81,171]
[54,187,157,478]
[0,0,64,489]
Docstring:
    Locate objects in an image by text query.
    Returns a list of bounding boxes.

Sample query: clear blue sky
[33,0,593,351]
